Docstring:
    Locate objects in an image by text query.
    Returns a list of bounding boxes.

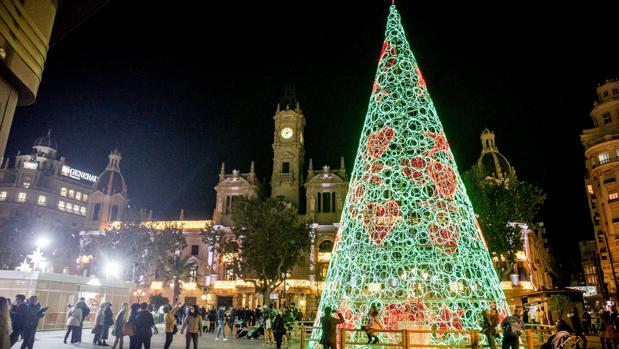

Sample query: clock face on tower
[281,127,294,139]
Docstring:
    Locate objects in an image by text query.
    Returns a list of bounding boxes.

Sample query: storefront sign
[61,165,98,182]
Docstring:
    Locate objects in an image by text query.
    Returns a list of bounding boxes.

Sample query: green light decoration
[311,4,508,348]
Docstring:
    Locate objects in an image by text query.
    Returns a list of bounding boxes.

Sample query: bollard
[526,329,534,349]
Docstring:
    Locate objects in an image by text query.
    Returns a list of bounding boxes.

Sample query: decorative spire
[250,161,255,174]
[179,208,184,221]
[480,129,498,154]
[307,158,314,178]
[219,162,226,181]
[106,149,122,171]
[279,83,298,111]
[338,156,347,178]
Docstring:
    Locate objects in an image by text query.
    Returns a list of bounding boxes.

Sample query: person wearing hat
[320,306,344,349]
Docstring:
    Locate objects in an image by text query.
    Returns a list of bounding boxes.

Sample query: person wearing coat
[164,303,182,349]
[134,302,158,349]
[273,310,287,349]
[112,303,129,349]
[481,303,499,349]
[64,303,83,343]
[94,303,105,345]
[0,297,12,349]
[363,305,384,344]
[101,302,114,346]
[181,305,203,349]
[320,306,344,349]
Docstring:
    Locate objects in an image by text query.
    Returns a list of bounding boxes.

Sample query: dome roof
[95,170,126,196]
[33,130,57,150]
[94,150,126,196]
[477,151,513,179]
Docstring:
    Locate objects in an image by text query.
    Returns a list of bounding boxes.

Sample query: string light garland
[311,4,508,348]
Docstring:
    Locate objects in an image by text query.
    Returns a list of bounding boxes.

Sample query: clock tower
[271,88,305,208]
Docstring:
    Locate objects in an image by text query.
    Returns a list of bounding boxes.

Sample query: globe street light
[36,236,50,249]
[105,262,122,280]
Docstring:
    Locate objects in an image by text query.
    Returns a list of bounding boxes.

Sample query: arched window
[319,240,333,253]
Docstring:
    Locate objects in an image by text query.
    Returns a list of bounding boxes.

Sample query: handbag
[172,324,178,335]
[123,322,135,336]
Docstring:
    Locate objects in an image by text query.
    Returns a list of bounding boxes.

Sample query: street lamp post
[133,289,146,303]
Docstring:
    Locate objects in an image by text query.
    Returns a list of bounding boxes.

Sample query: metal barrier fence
[297,324,567,349]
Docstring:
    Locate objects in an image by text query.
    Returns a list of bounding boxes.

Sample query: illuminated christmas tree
[311,4,508,348]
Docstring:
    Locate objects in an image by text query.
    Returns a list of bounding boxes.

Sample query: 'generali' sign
[61,165,98,183]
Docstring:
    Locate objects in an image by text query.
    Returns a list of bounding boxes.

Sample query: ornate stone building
[134,93,348,313]
[581,78,619,299]
[0,131,128,233]
[473,129,553,301]
[202,93,348,314]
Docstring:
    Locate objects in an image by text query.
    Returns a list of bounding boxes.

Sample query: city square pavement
[17,326,608,349]
[20,324,303,349]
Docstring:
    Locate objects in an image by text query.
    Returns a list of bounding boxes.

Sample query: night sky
[5,2,619,281]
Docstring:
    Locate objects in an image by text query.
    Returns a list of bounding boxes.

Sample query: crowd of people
[0,294,50,349]
[8,291,619,349]
[0,293,311,349]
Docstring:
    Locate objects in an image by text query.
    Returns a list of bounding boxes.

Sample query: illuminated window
[609,192,619,202]
[73,205,80,214]
[23,182,31,189]
[588,185,594,194]
[603,112,612,124]
[60,187,67,197]
[80,206,86,216]
[83,194,88,202]
[0,191,6,201]
[68,190,75,198]
[37,195,46,206]
[66,203,73,211]
[76,192,82,201]
[17,192,26,202]
[599,152,610,164]
[58,201,65,211]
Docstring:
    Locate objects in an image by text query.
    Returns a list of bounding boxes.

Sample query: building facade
[579,240,604,296]
[0,0,59,158]
[581,78,619,299]
[0,132,129,265]
[136,93,347,316]
[474,129,554,302]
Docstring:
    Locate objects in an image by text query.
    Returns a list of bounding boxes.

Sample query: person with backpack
[501,309,523,349]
